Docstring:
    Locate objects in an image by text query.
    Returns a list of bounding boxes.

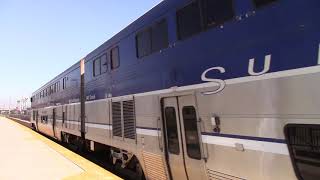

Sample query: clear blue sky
[0,0,162,108]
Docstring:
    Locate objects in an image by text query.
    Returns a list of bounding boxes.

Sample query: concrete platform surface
[0,117,122,180]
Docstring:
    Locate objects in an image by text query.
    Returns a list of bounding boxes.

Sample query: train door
[62,106,66,128]
[52,108,56,138]
[163,95,206,180]
[35,110,39,130]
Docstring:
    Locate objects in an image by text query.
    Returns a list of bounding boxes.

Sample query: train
[30,0,320,179]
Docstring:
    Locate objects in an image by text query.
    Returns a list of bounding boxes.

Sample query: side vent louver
[112,98,136,140]
[112,102,122,137]
[123,100,136,139]
[207,169,246,180]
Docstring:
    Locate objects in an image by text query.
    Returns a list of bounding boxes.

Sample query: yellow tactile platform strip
[0,117,121,180]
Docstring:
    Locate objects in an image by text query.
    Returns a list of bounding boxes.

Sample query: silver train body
[31,65,320,180]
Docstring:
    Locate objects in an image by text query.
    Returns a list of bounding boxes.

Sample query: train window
[285,124,320,180]
[136,29,152,58]
[41,116,48,124]
[165,107,180,155]
[62,112,65,124]
[203,0,235,27]
[54,83,57,93]
[63,77,67,89]
[151,20,169,53]
[182,106,201,160]
[101,54,108,74]
[136,19,168,58]
[93,57,101,77]
[110,46,120,70]
[177,1,202,40]
[253,0,277,8]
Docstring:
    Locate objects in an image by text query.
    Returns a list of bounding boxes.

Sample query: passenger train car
[30,0,320,179]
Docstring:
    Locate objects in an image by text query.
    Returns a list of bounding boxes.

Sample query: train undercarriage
[60,131,146,180]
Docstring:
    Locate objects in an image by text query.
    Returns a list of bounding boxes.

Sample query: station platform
[0,116,122,180]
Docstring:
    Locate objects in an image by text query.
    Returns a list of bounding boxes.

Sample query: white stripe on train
[60,121,159,136]
[201,135,289,155]
[63,121,289,156]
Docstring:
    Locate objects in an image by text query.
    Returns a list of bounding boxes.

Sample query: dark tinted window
[54,83,57,93]
[111,46,120,70]
[151,20,169,53]
[165,107,180,155]
[93,57,101,76]
[62,112,65,124]
[182,106,201,160]
[136,29,152,58]
[63,77,66,89]
[177,1,202,40]
[101,54,108,73]
[204,0,234,27]
[253,0,277,8]
[136,19,168,58]
[285,124,320,180]
[41,116,48,124]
